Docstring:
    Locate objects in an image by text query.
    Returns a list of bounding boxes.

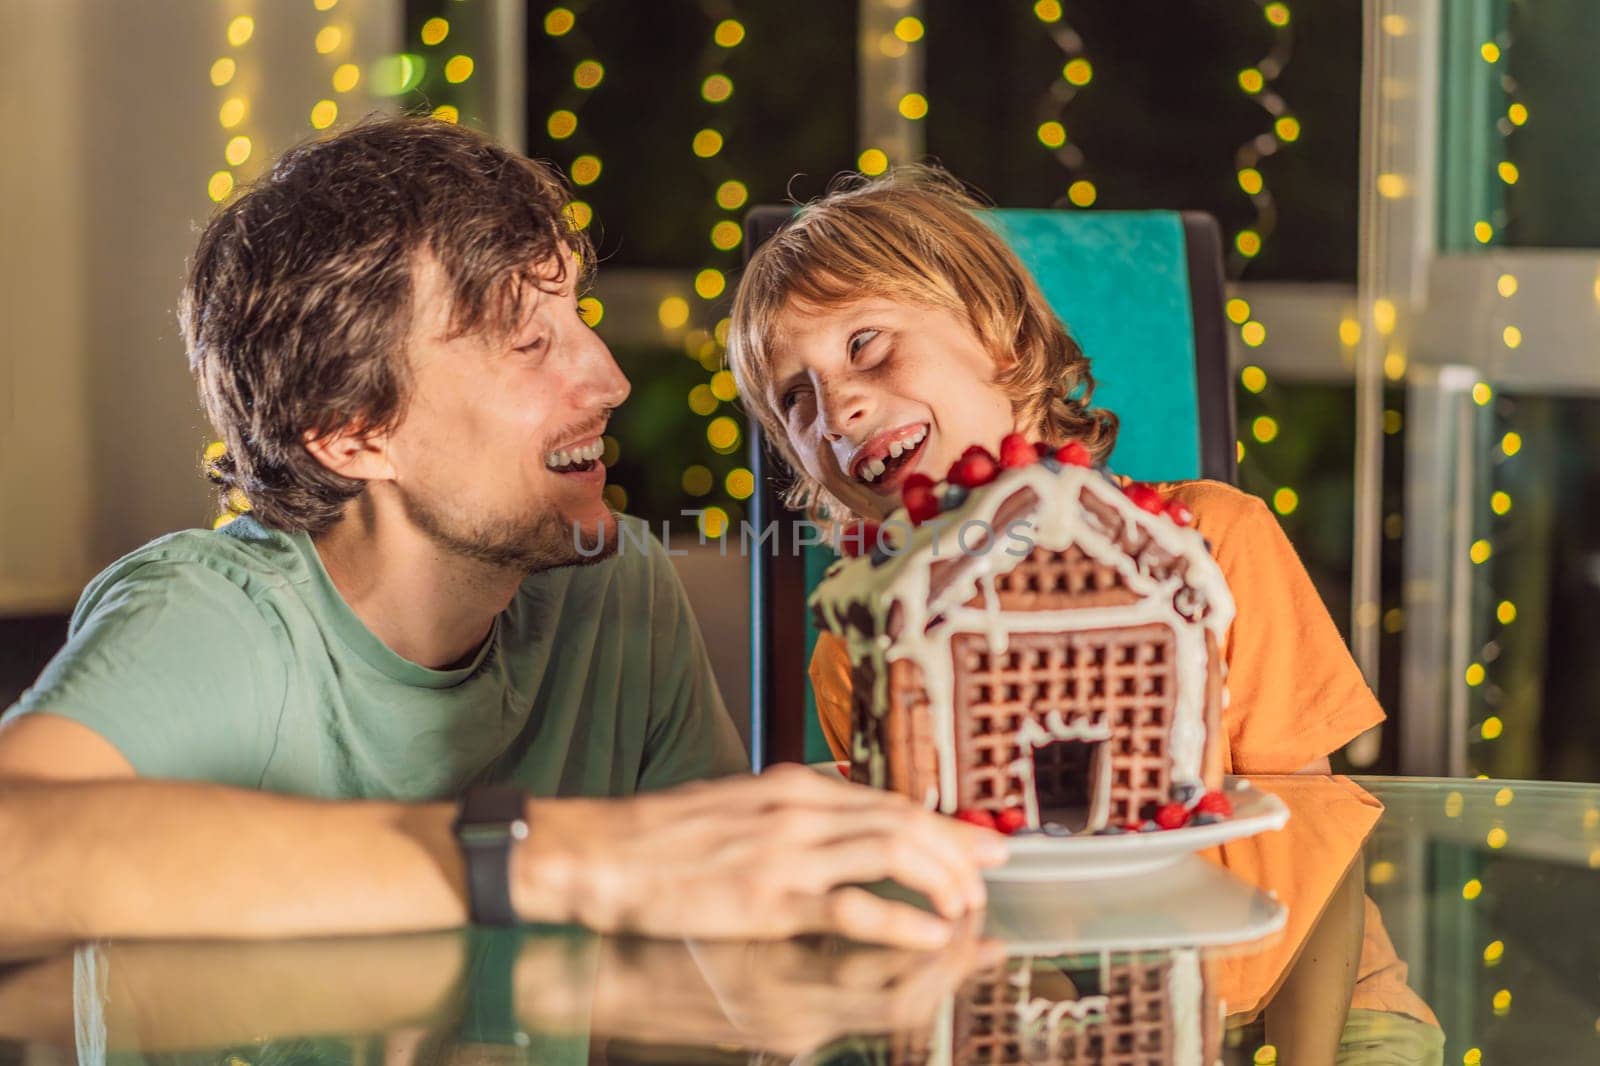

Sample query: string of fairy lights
[1030,0,1096,209]
[855,5,925,177]
[670,7,750,540]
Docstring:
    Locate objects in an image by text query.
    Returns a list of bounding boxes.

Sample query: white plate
[809,764,1289,883]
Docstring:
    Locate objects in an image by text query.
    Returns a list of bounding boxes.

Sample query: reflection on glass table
[3,776,1598,1065]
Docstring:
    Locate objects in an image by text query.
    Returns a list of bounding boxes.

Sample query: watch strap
[454,785,529,927]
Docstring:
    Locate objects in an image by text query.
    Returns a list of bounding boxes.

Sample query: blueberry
[1094,824,1127,836]
[1170,783,1199,805]
[1191,812,1223,826]
[1138,821,1160,833]
[1040,456,1062,473]
[1042,822,1071,837]
[939,484,969,509]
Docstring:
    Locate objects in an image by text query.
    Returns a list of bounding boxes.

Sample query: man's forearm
[0,780,472,941]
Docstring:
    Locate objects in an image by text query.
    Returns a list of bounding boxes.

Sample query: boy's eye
[780,386,810,413]
[848,329,879,356]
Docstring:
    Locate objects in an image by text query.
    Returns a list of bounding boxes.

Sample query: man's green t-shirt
[1,515,749,800]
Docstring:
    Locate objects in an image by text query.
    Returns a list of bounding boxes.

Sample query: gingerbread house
[810,446,1234,834]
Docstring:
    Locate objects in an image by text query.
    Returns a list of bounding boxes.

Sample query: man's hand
[513,765,1007,948]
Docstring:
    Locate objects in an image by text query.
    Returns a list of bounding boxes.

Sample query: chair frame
[743,206,1235,768]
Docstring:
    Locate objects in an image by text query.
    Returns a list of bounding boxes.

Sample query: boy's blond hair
[727,164,1119,523]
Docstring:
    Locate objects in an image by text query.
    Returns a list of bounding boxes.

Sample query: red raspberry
[902,472,936,504]
[906,494,940,526]
[839,521,880,558]
[954,808,998,830]
[1195,790,1233,817]
[948,446,998,488]
[1165,499,1195,527]
[1034,441,1054,459]
[1054,441,1093,467]
[999,433,1037,469]
[1154,802,1191,830]
[994,807,1028,835]
[1124,483,1166,515]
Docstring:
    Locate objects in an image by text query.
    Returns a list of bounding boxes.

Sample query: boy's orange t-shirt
[808,478,1385,774]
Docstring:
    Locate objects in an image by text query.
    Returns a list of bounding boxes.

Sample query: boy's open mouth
[849,423,929,493]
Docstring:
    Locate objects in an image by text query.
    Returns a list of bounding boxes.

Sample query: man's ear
[302,423,396,482]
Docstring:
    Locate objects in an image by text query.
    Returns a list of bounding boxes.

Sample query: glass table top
[1,775,1596,1065]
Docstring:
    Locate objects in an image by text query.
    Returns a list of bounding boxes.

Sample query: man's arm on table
[0,714,1004,946]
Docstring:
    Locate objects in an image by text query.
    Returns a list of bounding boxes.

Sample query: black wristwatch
[453,785,530,927]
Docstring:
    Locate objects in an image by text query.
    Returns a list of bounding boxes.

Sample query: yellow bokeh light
[1502,324,1523,349]
[1470,539,1492,564]
[1252,416,1279,443]
[420,17,449,46]
[1373,298,1396,335]
[219,97,247,129]
[1508,102,1528,126]
[1494,787,1514,806]
[1037,121,1067,149]
[570,154,602,186]
[1474,220,1494,243]
[431,104,458,124]
[1497,600,1517,624]
[693,128,724,158]
[1241,321,1267,347]
[1034,0,1062,22]
[1272,487,1299,515]
[894,16,924,42]
[1240,365,1267,393]
[213,512,239,529]
[1238,168,1264,196]
[1067,180,1097,208]
[1237,68,1264,94]
[565,200,593,231]
[695,268,727,300]
[1264,2,1291,26]
[1472,382,1493,406]
[1368,860,1396,885]
[716,180,749,211]
[711,220,742,251]
[726,467,755,500]
[332,63,361,92]
[714,19,745,48]
[207,170,235,203]
[1063,58,1093,86]
[1339,317,1361,346]
[544,7,575,36]
[547,110,578,140]
[858,148,889,176]
[226,487,252,513]
[710,369,739,402]
[370,53,424,96]
[898,93,929,120]
[877,32,907,58]
[1464,663,1485,687]
[1384,409,1403,434]
[700,506,729,539]
[1585,808,1599,830]
[1377,173,1408,199]
[1383,350,1407,381]
[659,296,691,331]
[702,74,733,103]
[1497,273,1518,297]
[682,464,713,496]
[1492,989,1511,1011]
[224,135,252,166]
[445,55,475,83]
[1253,1045,1277,1066]
[603,484,628,511]
[1482,716,1504,738]
[227,15,255,47]
[1237,440,1246,463]
[1381,14,1408,35]
[1487,827,1508,850]
[1445,791,1464,817]
[574,60,604,90]
[714,317,731,346]
[1464,1048,1483,1066]
[314,0,338,9]
[316,26,343,55]
[707,416,741,453]
[1480,41,1500,63]
[1501,431,1522,456]
[578,296,603,327]
[1497,161,1519,186]
[1226,298,1251,324]
[1462,878,1482,900]
[310,99,339,129]
[1491,491,1512,515]
[1235,230,1262,257]
[210,57,236,87]
[1383,606,1405,632]
[1275,116,1301,142]
[687,386,717,417]
[1483,940,1505,964]
[203,440,227,463]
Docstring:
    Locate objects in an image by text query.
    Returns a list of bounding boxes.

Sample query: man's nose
[582,332,632,410]
[818,379,872,442]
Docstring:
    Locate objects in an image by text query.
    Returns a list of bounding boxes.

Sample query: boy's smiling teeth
[856,424,928,484]
[545,438,605,471]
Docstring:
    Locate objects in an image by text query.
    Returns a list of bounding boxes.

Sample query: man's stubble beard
[405,492,618,574]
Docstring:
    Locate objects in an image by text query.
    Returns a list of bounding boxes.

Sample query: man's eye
[516,335,549,355]
[849,329,879,355]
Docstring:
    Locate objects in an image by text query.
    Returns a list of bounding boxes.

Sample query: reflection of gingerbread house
[890,950,1220,1065]
[812,458,1234,833]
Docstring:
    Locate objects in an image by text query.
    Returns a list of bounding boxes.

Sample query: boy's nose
[818,381,872,441]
